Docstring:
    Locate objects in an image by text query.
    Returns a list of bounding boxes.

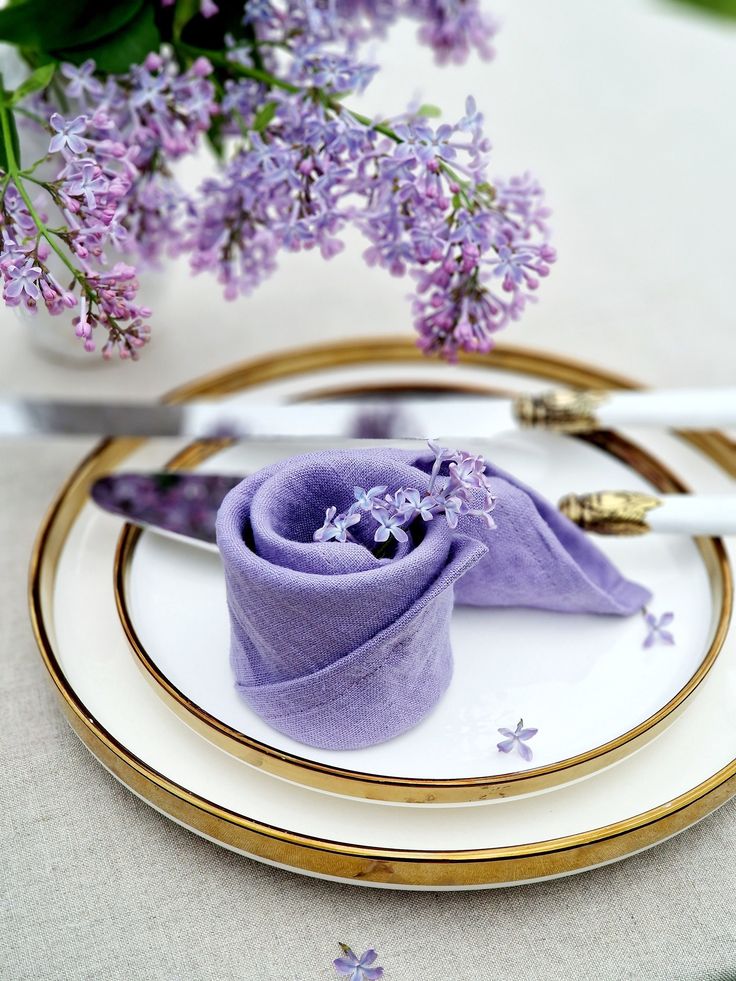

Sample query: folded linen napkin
[216,447,650,750]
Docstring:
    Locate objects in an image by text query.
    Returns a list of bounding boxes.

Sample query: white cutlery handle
[648,495,736,536]
[598,388,736,430]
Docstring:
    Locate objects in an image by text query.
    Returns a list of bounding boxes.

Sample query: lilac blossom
[1,52,215,356]
[497,719,538,762]
[314,507,362,543]
[4,259,41,304]
[313,439,498,554]
[643,611,675,648]
[60,61,103,101]
[399,488,435,521]
[372,508,410,544]
[333,946,384,980]
[0,1,553,360]
[48,114,88,155]
[354,485,388,509]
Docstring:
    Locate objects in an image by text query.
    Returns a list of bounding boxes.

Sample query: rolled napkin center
[216,450,486,749]
[216,447,650,750]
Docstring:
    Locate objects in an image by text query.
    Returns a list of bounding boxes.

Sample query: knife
[2,386,736,439]
[91,472,736,547]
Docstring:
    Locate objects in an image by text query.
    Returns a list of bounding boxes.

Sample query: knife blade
[3,386,736,440]
[91,471,736,546]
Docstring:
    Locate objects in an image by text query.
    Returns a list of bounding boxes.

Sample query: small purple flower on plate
[497,718,538,762]
[643,611,675,648]
[333,945,384,980]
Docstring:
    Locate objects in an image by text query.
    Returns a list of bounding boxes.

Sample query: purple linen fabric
[216,448,650,750]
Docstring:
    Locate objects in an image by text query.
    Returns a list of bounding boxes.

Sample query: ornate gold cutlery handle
[513,390,607,433]
[558,491,736,536]
[558,491,663,535]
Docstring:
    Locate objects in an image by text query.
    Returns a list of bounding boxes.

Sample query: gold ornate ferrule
[557,490,663,536]
[513,389,608,433]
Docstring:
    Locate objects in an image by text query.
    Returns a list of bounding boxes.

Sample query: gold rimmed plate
[30,340,736,887]
[105,351,733,806]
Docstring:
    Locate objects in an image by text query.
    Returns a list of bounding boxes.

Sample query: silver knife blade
[0,395,515,441]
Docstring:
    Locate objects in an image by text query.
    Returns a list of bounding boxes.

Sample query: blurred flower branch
[0,0,556,361]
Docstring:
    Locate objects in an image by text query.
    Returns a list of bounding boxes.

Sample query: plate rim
[28,337,736,887]
[114,387,731,805]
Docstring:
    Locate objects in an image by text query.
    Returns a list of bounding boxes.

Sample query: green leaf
[51,4,160,74]
[0,0,144,52]
[172,0,201,41]
[8,62,55,105]
[0,101,21,171]
[252,100,277,132]
[667,0,736,15]
[417,103,442,118]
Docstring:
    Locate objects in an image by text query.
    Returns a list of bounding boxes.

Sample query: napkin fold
[216,448,650,750]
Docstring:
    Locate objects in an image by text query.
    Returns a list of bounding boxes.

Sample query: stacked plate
[30,339,736,888]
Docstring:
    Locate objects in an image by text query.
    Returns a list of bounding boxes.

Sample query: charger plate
[115,397,729,806]
[30,338,736,888]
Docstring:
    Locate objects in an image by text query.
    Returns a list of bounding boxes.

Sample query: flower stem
[176,43,401,142]
[0,87,87,293]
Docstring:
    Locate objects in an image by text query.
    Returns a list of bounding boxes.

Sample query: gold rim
[114,382,731,804]
[28,338,736,886]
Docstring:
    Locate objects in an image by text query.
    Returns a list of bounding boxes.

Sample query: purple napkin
[216,448,650,750]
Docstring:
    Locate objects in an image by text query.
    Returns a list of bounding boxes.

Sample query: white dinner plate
[116,417,728,805]
[30,339,736,888]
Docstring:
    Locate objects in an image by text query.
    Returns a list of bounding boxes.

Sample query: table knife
[2,386,736,440]
[91,472,736,549]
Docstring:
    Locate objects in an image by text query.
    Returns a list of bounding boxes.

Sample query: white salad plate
[30,339,736,888]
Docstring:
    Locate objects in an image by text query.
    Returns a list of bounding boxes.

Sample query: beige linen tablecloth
[2,0,736,977]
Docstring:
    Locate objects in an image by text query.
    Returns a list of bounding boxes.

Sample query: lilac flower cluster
[187,0,555,358]
[314,440,497,551]
[0,52,215,356]
[240,1,497,67]
[0,0,555,359]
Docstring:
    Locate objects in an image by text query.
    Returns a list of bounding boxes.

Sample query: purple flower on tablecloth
[643,611,675,648]
[497,718,538,762]
[333,945,384,980]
